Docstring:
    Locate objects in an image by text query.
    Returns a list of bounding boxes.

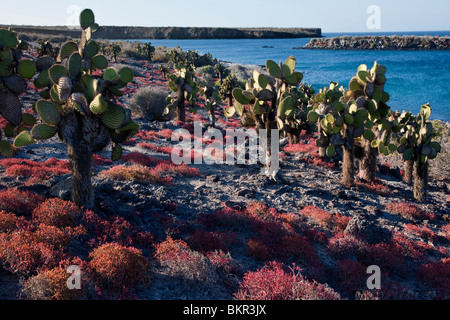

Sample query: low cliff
[4,25,322,40]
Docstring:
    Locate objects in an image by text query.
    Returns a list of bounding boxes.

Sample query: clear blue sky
[1,0,449,32]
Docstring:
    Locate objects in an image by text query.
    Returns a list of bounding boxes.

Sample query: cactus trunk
[176,86,186,122]
[358,140,378,182]
[68,144,93,209]
[342,139,355,188]
[413,160,428,202]
[209,106,216,128]
[404,159,413,185]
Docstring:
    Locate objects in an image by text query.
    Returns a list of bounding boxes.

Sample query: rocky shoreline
[299,35,450,50]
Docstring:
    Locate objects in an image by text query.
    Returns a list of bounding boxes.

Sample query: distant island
[298,35,450,50]
[2,25,322,40]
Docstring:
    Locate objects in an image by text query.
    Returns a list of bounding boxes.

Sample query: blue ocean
[136,31,450,121]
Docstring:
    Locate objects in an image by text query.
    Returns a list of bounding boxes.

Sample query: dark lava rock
[345,213,392,245]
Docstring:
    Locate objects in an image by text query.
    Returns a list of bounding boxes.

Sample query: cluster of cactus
[137,42,155,61]
[0,28,36,157]
[105,43,122,63]
[347,62,397,183]
[308,83,369,186]
[158,65,170,79]
[201,79,221,128]
[214,61,228,85]
[165,62,201,122]
[225,56,304,177]
[218,73,241,107]
[36,40,58,59]
[283,83,316,144]
[396,104,441,201]
[13,9,138,208]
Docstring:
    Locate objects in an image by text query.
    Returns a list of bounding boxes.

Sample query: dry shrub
[129,86,172,121]
[154,236,216,282]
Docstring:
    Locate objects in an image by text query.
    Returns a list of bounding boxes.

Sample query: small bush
[0,211,27,232]
[418,258,450,300]
[23,266,87,300]
[0,230,62,275]
[129,86,172,120]
[154,236,216,281]
[32,198,84,229]
[300,206,350,232]
[99,164,171,184]
[234,261,341,300]
[0,188,45,216]
[386,201,435,221]
[89,243,150,290]
[0,158,70,186]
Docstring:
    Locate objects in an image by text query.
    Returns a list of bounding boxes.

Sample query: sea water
[131,31,450,121]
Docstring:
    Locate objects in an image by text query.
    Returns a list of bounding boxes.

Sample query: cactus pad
[101,103,126,129]
[31,123,57,140]
[13,130,35,147]
[18,60,37,79]
[35,100,61,126]
[0,91,22,125]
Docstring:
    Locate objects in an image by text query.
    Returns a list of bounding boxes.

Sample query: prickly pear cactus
[226,56,304,133]
[218,73,241,107]
[201,79,221,128]
[13,9,138,208]
[165,62,201,122]
[396,104,441,201]
[225,56,304,178]
[347,62,396,182]
[0,28,36,156]
[308,83,369,187]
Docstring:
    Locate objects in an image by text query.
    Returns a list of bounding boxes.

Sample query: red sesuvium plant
[22,261,95,300]
[88,242,151,291]
[234,261,341,300]
[32,198,84,229]
[0,158,70,186]
[0,188,45,216]
[300,206,351,233]
[418,258,450,300]
[385,201,436,221]
[335,259,367,297]
[0,228,65,275]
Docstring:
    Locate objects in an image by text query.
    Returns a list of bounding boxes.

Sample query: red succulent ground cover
[0,58,448,301]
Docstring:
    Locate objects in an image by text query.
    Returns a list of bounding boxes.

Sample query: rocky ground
[0,54,449,300]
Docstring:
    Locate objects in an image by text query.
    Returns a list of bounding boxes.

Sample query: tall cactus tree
[0,28,37,157]
[225,56,304,178]
[397,104,441,202]
[283,83,315,145]
[218,73,240,107]
[308,83,369,187]
[165,62,201,122]
[14,9,138,209]
[347,62,393,183]
[201,79,221,128]
[214,61,228,85]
